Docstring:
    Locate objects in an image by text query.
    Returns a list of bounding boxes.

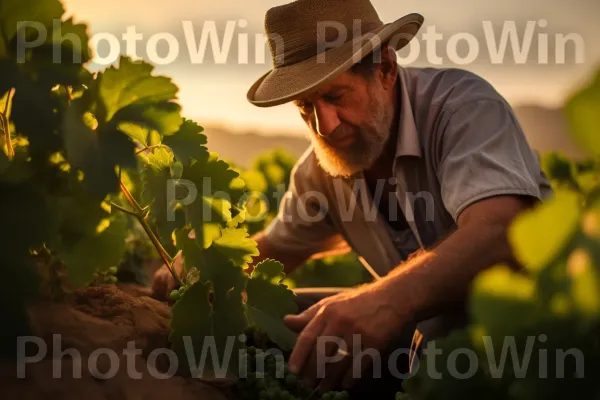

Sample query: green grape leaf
[96,57,177,120]
[60,213,128,287]
[113,102,182,137]
[51,190,111,250]
[212,227,259,267]
[227,208,246,229]
[62,102,136,198]
[162,120,209,166]
[170,161,183,180]
[250,259,287,282]
[170,275,247,376]
[169,280,215,375]
[470,265,539,338]
[117,123,158,148]
[181,156,246,248]
[564,69,600,156]
[95,57,182,136]
[32,17,91,87]
[509,190,581,272]
[141,148,187,249]
[0,0,64,51]
[0,2,90,90]
[174,232,249,370]
[0,181,59,253]
[0,142,34,183]
[141,157,171,221]
[247,306,298,351]
[145,146,174,170]
[246,259,298,350]
[175,227,249,291]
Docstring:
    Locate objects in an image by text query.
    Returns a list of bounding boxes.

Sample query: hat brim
[247,12,424,107]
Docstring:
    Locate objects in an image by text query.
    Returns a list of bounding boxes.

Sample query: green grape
[108,276,118,284]
[247,346,257,356]
[334,391,349,400]
[321,392,334,400]
[284,373,297,388]
[269,387,281,399]
[169,289,181,301]
[256,378,266,389]
[255,352,267,368]
[259,389,269,400]
[245,372,256,386]
[108,266,118,274]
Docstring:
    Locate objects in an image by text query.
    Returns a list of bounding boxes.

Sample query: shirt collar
[393,66,422,159]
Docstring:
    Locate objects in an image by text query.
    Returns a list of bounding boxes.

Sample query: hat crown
[264,0,384,67]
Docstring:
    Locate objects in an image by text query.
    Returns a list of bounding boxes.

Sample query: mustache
[322,123,359,143]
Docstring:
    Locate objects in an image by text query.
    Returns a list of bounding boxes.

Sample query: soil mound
[1,284,231,400]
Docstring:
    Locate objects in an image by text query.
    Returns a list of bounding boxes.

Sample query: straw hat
[247,0,424,107]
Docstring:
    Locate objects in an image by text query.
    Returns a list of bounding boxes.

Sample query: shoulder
[403,66,510,113]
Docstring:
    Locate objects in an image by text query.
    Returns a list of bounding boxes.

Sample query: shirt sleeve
[263,150,341,255]
[436,99,552,222]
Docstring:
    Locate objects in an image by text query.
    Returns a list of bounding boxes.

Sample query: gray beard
[312,86,393,178]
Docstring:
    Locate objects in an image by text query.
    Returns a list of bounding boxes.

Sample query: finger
[314,331,353,392]
[341,342,372,390]
[173,252,184,274]
[284,303,320,332]
[287,307,326,376]
[299,323,338,388]
[151,269,167,299]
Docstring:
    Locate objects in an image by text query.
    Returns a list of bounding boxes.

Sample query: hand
[151,252,183,299]
[283,284,407,391]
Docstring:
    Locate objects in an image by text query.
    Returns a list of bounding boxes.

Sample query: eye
[324,93,342,103]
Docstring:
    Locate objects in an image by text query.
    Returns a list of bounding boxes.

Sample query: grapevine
[0,0,339,397]
[2,0,600,399]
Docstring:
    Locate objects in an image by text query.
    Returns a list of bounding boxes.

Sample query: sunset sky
[63,0,600,135]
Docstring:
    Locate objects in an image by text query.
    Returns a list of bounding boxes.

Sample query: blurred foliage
[231,148,372,289]
[401,65,600,399]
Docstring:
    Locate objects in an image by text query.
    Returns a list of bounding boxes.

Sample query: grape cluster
[236,329,350,400]
[92,266,118,284]
[169,285,187,301]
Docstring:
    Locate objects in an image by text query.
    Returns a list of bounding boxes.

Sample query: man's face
[293,69,394,177]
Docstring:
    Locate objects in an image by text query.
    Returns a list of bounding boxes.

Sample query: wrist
[378,273,418,322]
[377,251,438,323]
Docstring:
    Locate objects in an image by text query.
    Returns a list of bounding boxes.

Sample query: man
[153,0,552,393]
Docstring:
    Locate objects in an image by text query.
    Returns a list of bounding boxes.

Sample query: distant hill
[512,104,585,160]
[199,105,585,167]
[202,124,310,168]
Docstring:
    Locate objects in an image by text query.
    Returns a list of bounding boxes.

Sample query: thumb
[284,305,319,332]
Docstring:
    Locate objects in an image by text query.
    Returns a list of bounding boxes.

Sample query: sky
[62,0,600,135]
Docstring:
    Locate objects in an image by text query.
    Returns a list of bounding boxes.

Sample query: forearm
[248,230,311,275]
[377,219,518,323]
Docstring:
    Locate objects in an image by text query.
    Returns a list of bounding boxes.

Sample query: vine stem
[118,180,183,287]
[135,144,168,155]
[1,88,15,160]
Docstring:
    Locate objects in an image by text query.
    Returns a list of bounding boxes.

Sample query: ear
[378,46,398,90]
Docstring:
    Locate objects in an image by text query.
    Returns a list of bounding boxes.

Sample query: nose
[313,101,340,138]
